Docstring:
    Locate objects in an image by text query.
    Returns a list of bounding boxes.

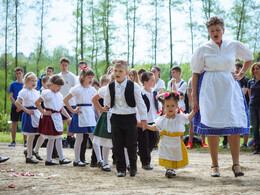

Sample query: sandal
[232,164,244,177]
[211,165,220,177]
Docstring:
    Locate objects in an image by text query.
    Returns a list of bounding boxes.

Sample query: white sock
[33,135,45,153]
[74,134,83,162]
[56,138,64,161]
[27,135,35,158]
[46,139,55,162]
[102,147,111,166]
[124,147,129,166]
[88,134,102,162]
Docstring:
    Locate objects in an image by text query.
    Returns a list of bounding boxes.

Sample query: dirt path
[0,143,259,194]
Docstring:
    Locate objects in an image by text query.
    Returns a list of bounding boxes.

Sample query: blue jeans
[250,106,260,148]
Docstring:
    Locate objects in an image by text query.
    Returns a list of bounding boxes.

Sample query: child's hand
[43,110,52,116]
[137,121,141,128]
[26,109,34,115]
[74,107,82,114]
[16,108,21,112]
[171,78,176,84]
[141,120,148,131]
[101,106,109,113]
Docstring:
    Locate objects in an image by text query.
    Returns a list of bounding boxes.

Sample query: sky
[1,0,237,65]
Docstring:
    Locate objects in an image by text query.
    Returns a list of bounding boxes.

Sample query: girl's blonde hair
[23,72,37,88]
[129,69,142,86]
[250,62,260,77]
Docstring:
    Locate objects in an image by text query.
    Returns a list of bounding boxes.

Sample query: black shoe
[23,149,27,158]
[117,171,126,177]
[8,141,16,147]
[59,159,71,165]
[102,164,111,172]
[142,164,153,170]
[0,157,9,163]
[232,164,244,177]
[26,157,39,164]
[90,163,98,167]
[130,168,137,177]
[73,161,87,167]
[45,160,59,165]
[82,160,90,165]
[165,169,176,178]
[24,141,27,147]
[253,148,260,154]
[98,160,103,168]
[211,166,220,177]
[240,143,247,148]
[34,152,43,161]
[127,165,130,171]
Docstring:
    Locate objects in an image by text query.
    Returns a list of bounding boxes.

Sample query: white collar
[115,77,127,88]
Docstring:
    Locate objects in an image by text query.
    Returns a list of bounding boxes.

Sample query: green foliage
[0,111,10,132]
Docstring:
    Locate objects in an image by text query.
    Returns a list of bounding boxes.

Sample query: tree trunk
[236,0,245,41]
[80,0,84,60]
[91,0,95,68]
[15,0,18,67]
[75,0,79,75]
[131,0,136,68]
[105,0,110,70]
[189,0,194,54]
[4,0,9,113]
[154,0,158,66]
[36,0,44,77]
[169,0,173,71]
[126,1,130,63]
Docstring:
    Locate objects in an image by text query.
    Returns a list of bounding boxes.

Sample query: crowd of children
[3,57,258,179]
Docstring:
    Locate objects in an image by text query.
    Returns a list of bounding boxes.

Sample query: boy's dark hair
[42,75,50,84]
[141,72,153,84]
[60,57,70,64]
[152,66,161,78]
[46,66,54,71]
[235,62,243,69]
[100,75,110,85]
[171,66,181,73]
[92,78,100,87]
[138,68,146,75]
[50,74,64,85]
[79,61,87,66]
[14,67,24,73]
[79,68,95,85]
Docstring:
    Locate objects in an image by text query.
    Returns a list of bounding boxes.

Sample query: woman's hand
[192,96,199,112]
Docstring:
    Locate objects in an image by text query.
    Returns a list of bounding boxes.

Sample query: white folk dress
[191,39,254,135]
[155,114,189,169]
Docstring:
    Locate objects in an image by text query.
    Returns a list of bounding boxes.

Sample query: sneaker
[201,142,208,148]
[240,143,247,148]
[186,141,193,149]
[8,141,16,147]
[24,141,27,147]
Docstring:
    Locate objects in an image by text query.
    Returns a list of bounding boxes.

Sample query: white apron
[31,109,41,128]
[78,106,96,127]
[158,136,182,161]
[51,113,63,132]
[200,71,247,128]
[106,110,112,133]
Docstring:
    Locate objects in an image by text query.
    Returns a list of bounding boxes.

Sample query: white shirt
[58,72,77,106]
[70,84,97,105]
[18,89,40,107]
[98,86,108,100]
[104,78,147,121]
[191,39,254,73]
[167,79,187,110]
[152,78,165,92]
[142,89,159,123]
[40,89,63,112]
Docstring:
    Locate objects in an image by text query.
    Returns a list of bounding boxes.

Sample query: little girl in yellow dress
[147,91,196,178]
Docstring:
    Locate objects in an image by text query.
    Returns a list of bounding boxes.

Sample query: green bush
[0,111,10,132]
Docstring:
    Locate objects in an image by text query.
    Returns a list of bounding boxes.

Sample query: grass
[0,131,254,153]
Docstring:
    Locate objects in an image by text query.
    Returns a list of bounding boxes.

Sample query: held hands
[140,120,148,131]
[101,106,109,113]
[16,108,21,112]
[232,72,243,81]
[192,96,199,112]
[73,107,82,115]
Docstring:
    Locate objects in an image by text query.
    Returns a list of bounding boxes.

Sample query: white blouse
[153,79,165,92]
[70,84,97,105]
[98,86,108,100]
[155,114,189,133]
[18,89,40,107]
[191,39,254,73]
[41,89,63,112]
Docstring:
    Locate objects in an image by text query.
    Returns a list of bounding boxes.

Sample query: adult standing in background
[247,62,260,154]
[151,66,165,94]
[191,16,254,177]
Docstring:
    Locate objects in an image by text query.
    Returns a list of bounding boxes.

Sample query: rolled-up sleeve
[191,46,204,73]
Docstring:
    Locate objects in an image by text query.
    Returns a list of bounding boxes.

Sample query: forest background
[0,0,259,128]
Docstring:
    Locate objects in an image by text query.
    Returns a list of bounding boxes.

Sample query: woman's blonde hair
[250,62,260,77]
[129,69,142,86]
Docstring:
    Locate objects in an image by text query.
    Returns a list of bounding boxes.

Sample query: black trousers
[111,114,137,172]
[137,125,159,166]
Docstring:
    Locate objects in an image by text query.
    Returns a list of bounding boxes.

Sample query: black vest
[142,91,159,113]
[109,80,136,108]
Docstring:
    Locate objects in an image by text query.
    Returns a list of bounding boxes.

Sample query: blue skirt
[21,112,38,133]
[69,113,94,133]
[193,72,250,136]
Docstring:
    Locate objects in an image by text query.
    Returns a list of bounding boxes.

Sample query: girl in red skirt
[35,75,71,165]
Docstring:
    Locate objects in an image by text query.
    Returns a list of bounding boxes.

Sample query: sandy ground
[0,142,260,195]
